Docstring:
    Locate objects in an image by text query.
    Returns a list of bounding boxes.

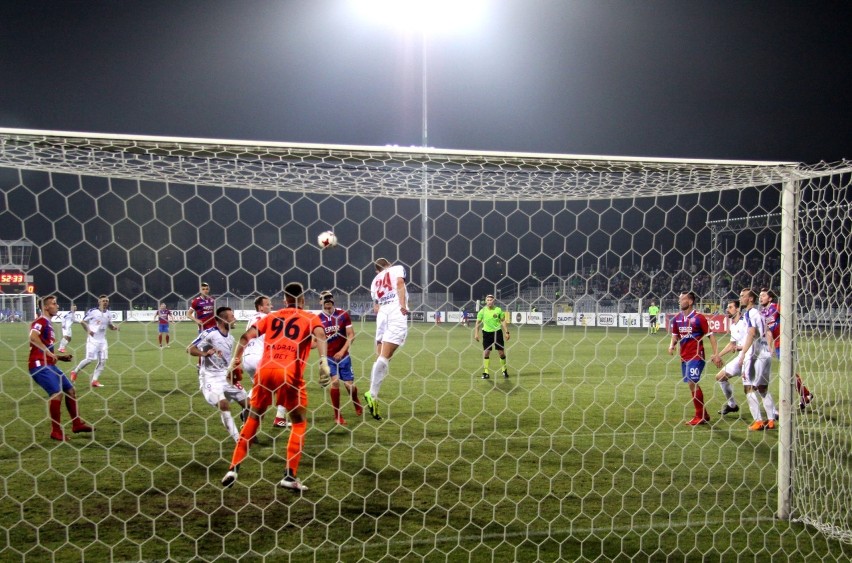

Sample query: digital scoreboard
[0,271,34,293]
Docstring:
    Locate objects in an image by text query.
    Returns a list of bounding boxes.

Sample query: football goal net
[0,128,850,561]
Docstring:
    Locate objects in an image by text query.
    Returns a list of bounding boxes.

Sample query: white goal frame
[1,127,851,558]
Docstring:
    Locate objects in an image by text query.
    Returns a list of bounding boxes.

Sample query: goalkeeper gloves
[318,356,331,387]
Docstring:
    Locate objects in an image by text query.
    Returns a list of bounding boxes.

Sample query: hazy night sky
[1,0,850,163]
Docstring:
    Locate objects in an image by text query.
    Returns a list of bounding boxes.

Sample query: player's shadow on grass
[486,378,520,395]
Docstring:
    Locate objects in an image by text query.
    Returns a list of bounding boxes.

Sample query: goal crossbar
[0,128,803,201]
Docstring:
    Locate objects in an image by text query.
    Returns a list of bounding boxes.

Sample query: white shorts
[62,328,72,338]
[85,339,108,361]
[723,357,742,379]
[242,352,261,379]
[375,307,408,346]
[200,372,247,407]
[742,354,771,387]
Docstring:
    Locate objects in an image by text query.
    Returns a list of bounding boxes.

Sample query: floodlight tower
[353,0,484,308]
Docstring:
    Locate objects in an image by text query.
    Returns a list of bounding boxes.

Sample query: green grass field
[0,321,849,562]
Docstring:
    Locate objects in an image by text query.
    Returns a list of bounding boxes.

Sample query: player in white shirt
[711,300,747,415]
[364,258,409,420]
[188,306,247,442]
[738,288,777,431]
[70,295,119,387]
[58,304,76,352]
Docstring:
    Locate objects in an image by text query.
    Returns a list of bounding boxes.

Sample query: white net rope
[1,129,851,561]
[0,128,804,200]
[793,171,852,544]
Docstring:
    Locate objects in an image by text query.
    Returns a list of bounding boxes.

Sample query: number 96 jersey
[255,307,323,374]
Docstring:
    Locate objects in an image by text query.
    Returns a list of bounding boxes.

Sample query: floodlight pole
[420,29,430,307]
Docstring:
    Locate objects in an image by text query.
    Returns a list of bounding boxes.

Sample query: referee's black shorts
[482,330,505,351]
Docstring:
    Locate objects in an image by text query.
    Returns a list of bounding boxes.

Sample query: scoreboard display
[0,271,33,293]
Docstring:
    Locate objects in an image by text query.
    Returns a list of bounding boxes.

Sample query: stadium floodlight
[352,0,486,34]
[352,0,485,303]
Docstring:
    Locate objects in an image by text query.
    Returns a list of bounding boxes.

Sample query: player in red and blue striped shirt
[669,291,719,426]
[189,282,216,332]
[28,295,93,441]
[156,303,172,348]
[318,291,363,424]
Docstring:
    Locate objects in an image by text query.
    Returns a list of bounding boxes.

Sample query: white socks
[370,356,389,398]
[747,391,762,422]
[220,410,239,442]
[719,380,735,407]
[74,358,93,373]
[761,391,778,421]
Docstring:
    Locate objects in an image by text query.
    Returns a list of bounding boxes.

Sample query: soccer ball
[317,230,338,249]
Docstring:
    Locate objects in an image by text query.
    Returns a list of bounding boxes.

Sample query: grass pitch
[0,321,848,562]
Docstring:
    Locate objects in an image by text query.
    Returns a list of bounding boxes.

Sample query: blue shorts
[681,360,706,384]
[30,365,74,396]
[775,347,780,359]
[329,355,354,382]
[158,323,170,333]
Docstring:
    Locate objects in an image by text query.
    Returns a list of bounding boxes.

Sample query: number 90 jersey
[371,265,406,309]
[255,306,323,373]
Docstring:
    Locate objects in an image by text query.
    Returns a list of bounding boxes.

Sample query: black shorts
[482,330,505,351]
[649,316,658,326]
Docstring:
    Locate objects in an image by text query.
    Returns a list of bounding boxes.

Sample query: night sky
[1,0,850,163]
[1,1,849,306]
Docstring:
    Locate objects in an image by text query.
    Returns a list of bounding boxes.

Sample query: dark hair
[216,306,232,319]
[680,291,697,303]
[320,291,334,304]
[201,282,209,288]
[284,282,304,302]
[254,295,268,310]
[726,299,739,309]
[760,287,778,302]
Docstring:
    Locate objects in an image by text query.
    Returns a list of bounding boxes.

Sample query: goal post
[0,292,37,322]
[1,128,851,560]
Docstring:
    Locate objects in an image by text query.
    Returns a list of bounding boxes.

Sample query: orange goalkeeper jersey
[255,306,322,374]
